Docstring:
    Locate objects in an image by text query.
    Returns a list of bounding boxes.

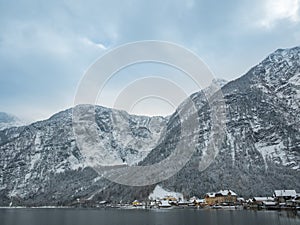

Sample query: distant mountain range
[0,46,299,206]
[0,112,24,131]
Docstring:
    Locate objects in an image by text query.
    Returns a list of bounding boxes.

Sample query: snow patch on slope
[256,142,299,170]
[148,185,183,200]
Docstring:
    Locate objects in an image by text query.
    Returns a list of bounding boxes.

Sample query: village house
[204,190,237,205]
[132,200,143,207]
[252,197,275,206]
[273,190,297,203]
[248,197,277,209]
[163,195,178,202]
[189,196,205,206]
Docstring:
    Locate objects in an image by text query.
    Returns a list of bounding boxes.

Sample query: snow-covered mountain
[0,106,167,205]
[0,46,299,206]
[98,46,300,202]
[152,46,300,198]
[0,112,24,131]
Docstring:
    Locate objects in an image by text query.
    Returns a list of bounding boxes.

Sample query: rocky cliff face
[0,47,299,206]
[97,47,300,202]
[0,107,166,205]
[155,46,300,198]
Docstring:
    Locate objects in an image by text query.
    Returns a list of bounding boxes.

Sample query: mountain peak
[253,45,300,85]
[274,46,300,54]
[264,46,300,66]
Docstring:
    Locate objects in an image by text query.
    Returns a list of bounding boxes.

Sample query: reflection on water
[1,208,299,225]
[278,210,300,221]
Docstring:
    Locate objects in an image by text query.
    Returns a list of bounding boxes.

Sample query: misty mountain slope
[0,47,299,206]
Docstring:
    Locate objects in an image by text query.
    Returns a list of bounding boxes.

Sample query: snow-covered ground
[148,185,183,200]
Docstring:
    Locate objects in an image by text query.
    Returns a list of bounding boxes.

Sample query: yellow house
[205,190,237,205]
[132,200,143,206]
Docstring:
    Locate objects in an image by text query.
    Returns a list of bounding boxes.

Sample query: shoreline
[0,205,299,211]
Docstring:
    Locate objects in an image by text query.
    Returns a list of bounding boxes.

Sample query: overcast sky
[1,0,300,122]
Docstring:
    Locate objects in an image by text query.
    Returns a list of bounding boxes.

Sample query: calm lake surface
[1,208,299,225]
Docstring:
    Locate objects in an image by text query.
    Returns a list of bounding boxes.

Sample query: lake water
[1,208,299,225]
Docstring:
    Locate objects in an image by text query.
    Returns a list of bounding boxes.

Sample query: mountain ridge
[0,46,299,206]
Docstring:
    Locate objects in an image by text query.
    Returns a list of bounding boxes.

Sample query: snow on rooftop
[274,190,297,197]
[218,190,237,196]
[189,196,202,202]
[206,193,216,198]
[206,189,237,197]
[263,201,276,206]
[253,197,274,202]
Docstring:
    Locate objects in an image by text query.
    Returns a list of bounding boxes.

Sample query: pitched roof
[206,190,237,197]
[218,190,237,196]
[274,190,297,197]
[263,201,276,206]
[206,193,216,198]
[253,197,274,202]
